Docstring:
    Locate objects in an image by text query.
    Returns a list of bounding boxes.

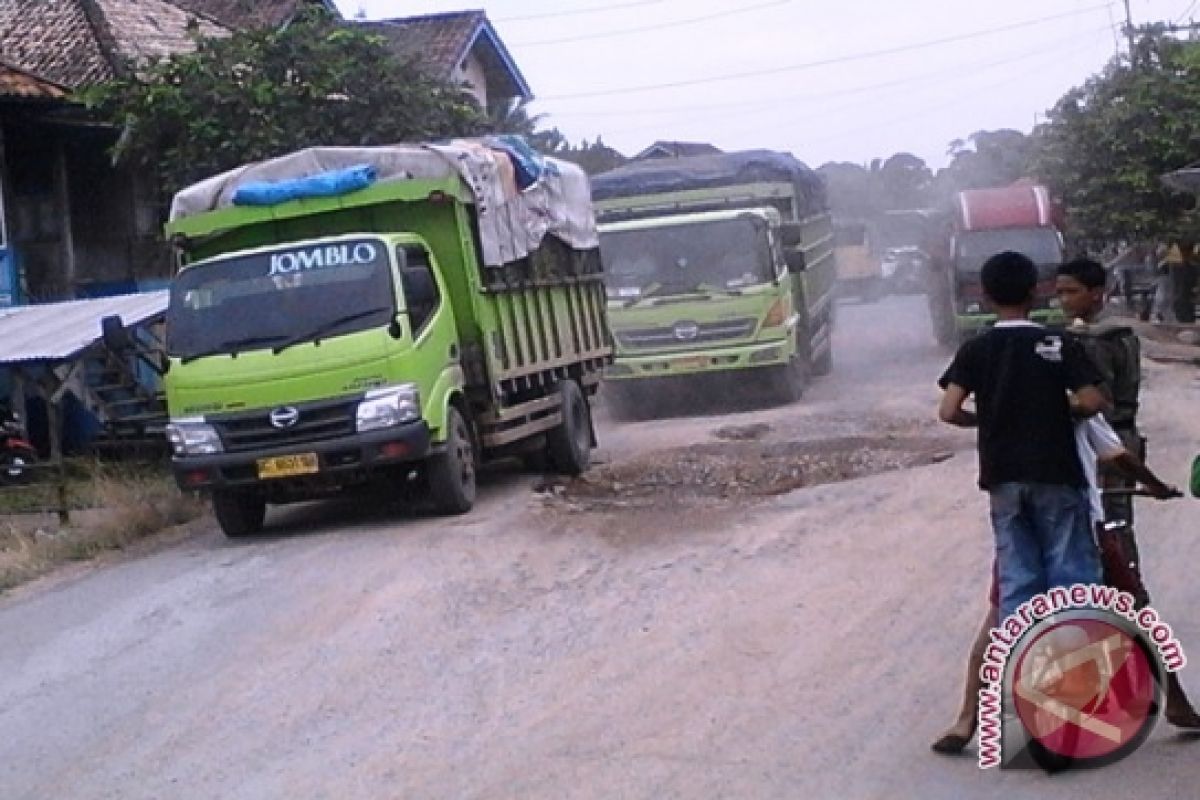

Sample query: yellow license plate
[256,453,319,479]
[674,355,709,370]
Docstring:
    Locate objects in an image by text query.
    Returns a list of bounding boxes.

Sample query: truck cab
[591,150,835,413]
[600,208,808,405]
[928,184,1067,345]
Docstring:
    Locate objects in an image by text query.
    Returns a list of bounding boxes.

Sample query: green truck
[128,142,610,536]
[590,150,836,412]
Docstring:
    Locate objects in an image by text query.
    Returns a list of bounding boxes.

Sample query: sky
[333,0,1199,170]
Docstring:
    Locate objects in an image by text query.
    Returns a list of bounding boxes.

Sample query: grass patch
[0,458,107,514]
[0,462,204,592]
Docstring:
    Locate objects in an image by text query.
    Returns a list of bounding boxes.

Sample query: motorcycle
[0,407,37,485]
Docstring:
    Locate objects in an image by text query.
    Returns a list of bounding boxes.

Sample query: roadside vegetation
[0,462,203,592]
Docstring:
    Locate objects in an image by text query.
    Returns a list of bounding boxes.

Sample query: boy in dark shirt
[937,251,1107,620]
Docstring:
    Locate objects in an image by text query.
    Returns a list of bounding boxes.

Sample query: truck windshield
[955,228,1063,271]
[600,217,773,296]
[167,237,395,360]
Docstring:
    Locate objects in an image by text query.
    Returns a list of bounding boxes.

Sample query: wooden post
[10,367,27,429]
[54,141,76,298]
[47,397,67,525]
[34,369,69,525]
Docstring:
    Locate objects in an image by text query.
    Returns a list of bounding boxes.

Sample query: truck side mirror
[784,250,806,273]
[101,315,130,352]
[778,222,805,248]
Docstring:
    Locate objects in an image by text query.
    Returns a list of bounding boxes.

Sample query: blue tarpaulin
[233,164,378,206]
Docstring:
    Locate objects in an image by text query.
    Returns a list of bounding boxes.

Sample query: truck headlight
[165,418,223,456]
[356,383,420,432]
[965,302,982,314]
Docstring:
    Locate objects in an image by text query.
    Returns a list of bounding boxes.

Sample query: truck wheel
[212,489,266,538]
[812,345,833,376]
[428,406,477,515]
[769,355,807,404]
[546,380,593,476]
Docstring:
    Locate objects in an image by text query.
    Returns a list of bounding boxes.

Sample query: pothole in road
[539,435,956,512]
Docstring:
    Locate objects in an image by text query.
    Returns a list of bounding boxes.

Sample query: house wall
[452,51,488,108]
[0,115,170,303]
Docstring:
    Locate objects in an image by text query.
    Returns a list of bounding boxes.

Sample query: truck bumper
[605,337,793,381]
[172,421,433,491]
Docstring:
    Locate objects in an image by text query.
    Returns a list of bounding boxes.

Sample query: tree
[552,136,628,175]
[817,161,878,218]
[818,154,932,218]
[933,129,1032,202]
[1029,33,1200,243]
[877,152,933,210]
[84,7,488,195]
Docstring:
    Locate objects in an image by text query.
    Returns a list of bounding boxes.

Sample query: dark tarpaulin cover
[591,149,828,216]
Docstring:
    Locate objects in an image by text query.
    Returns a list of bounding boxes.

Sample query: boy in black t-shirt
[937,251,1106,621]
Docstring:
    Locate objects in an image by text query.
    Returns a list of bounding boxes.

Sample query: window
[398,245,441,334]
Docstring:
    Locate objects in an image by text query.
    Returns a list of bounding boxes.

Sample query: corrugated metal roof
[1163,167,1200,194]
[0,291,168,364]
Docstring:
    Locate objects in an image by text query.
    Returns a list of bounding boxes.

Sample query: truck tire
[427,406,477,515]
[212,489,266,538]
[812,344,833,376]
[546,380,592,476]
[767,352,807,404]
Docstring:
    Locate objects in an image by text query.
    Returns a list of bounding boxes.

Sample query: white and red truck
[925,181,1067,345]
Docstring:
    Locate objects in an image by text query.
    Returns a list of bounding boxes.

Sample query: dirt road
[2,296,1198,799]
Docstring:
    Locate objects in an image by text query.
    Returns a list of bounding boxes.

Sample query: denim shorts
[989,482,1102,620]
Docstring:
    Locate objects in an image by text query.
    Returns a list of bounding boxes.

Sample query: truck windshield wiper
[272,306,392,354]
[696,282,744,296]
[180,334,289,364]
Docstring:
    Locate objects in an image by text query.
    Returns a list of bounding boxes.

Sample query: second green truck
[590,150,836,413]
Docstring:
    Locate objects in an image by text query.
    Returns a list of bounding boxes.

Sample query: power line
[547,24,1113,121]
[512,0,789,47]
[538,3,1114,100]
[598,25,1113,143]
[790,33,1107,152]
[493,1,666,24]
[1175,0,1199,23]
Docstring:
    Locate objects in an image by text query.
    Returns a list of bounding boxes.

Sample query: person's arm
[1062,336,1111,417]
[1108,452,1179,498]
[1069,385,1109,418]
[937,343,977,427]
[938,382,977,427]
[1087,417,1178,498]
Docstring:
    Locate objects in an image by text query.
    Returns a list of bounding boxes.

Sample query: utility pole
[1123,0,1137,63]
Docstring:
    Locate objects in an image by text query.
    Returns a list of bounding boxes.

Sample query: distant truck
[926,183,1066,345]
[832,218,884,302]
[590,150,836,411]
[119,141,611,536]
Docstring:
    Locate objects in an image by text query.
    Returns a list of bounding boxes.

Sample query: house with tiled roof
[171,3,531,109]
[0,2,531,305]
[0,0,229,304]
[359,10,532,109]
[169,0,337,30]
[634,141,724,161]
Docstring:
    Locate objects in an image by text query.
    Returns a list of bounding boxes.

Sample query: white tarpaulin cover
[169,141,599,267]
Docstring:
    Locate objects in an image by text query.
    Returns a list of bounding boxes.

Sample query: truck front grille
[212,397,358,453]
[616,318,757,349]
